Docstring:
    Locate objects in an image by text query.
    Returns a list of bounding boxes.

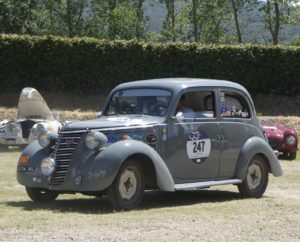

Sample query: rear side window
[220,91,250,118]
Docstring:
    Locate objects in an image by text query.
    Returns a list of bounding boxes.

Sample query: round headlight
[286,135,296,145]
[4,122,20,136]
[38,132,50,147]
[41,157,55,176]
[84,131,108,150]
[36,123,46,134]
[30,125,38,137]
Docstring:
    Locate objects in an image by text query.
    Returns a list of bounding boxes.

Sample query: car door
[165,89,221,181]
[218,88,254,178]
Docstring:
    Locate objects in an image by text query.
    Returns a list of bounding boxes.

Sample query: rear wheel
[281,153,288,160]
[238,156,268,198]
[288,152,297,160]
[107,160,144,210]
[25,187,59,202]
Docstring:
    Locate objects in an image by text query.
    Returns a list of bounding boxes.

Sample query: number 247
[193,141,205,153]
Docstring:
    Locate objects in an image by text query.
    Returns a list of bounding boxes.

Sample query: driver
[142,97,157,115]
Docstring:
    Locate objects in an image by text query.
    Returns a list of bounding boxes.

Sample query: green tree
[160,0,177,41]
[54,0,89,37]
[87,0,146,40]
[180,0,230,43]
[0,0,41,34]
[135,0,146,40]
[191,0,199,41]
[227,0,259,44]
[109,5,141,39]
[260,0,300,45]
[230,0,243,43]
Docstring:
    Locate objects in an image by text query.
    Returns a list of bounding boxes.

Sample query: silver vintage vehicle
[17,78,283,210]
[0,87,61,151]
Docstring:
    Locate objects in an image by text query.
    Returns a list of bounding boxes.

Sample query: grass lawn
[0,151,299,241]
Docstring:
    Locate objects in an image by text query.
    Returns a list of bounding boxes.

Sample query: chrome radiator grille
[51,131,85,186]
[267,137,281,149]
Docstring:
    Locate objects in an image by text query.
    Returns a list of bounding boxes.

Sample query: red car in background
[261,120,298,160]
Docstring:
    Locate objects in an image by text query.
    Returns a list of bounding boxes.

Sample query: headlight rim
[84,130,108,150]
[41,157,56,176]
[4,122,20,136]
[286,135,296,145]
[38,131,51,148]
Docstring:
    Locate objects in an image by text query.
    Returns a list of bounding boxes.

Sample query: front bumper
[267,137,297,153]
[0,136,28,146]
[17,143,114,192]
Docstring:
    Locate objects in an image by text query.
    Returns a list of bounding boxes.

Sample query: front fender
[235,137,283,181]
[17,141,51,188]
[90,140,175,192]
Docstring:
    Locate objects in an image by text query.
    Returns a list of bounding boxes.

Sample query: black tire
[288,152,297,160]
[107,160,145,210]
[238,155,269,198]
[25,187,59,202]
[281,153,289,160]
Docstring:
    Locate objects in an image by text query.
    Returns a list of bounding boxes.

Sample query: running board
[174,179,242,191]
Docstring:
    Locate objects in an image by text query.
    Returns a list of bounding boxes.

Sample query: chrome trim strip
[174,179,242,190]
[59,125,156,134]
[57,148,76,151]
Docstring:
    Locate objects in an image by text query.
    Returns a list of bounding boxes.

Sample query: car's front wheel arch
[126,154,157,189]
[235,137,283,181]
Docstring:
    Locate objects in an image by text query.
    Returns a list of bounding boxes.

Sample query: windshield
[105,89,172,117]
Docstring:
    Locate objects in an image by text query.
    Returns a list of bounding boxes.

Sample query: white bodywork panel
[17,88,54,121]
[0,87,61,146]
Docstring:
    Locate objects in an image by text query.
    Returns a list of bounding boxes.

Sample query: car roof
[114,78,250,95]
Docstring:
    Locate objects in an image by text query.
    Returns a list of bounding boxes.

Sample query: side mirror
[96,111,102,118]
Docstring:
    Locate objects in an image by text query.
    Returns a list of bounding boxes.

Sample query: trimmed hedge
[0,34,300,95]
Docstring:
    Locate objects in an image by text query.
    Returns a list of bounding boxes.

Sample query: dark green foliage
[0,34,300,95]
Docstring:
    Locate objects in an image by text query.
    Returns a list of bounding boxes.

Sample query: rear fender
[235,137,283,180]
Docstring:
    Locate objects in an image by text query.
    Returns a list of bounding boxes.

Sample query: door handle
[217,134,225,140]
[218,124,225,140]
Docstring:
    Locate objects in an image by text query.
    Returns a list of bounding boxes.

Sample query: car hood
[16,87,54,121]
[62,115,164,131]
[261,122,284,138]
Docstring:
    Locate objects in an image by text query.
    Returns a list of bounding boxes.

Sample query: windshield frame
[103,87,173,117]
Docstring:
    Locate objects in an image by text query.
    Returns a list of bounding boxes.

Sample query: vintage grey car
[17,78,283,210]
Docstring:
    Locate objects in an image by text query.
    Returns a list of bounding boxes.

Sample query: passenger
[175,95,196,119]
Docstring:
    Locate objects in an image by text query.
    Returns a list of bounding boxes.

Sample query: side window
[220,91,250,118]
[175,91,216,121]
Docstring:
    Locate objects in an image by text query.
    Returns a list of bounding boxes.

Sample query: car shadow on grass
[6,189,242,214]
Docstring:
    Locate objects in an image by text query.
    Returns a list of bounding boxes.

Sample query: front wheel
[25,187,59,202]
[107,160,144,210]
[238,155,268,198]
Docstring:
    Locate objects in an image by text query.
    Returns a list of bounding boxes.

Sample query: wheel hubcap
[118,169,137,200]
[246,163,262,190]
